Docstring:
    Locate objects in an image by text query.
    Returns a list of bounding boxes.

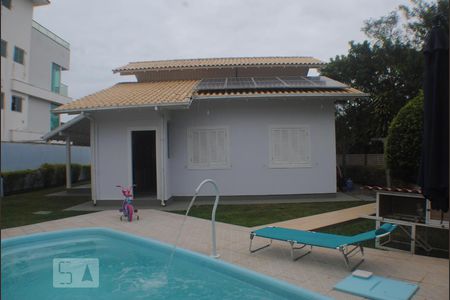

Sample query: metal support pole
[375,192,381,248]
[411,224,416,254]
[65,136,72,189]
[386,168,392,188]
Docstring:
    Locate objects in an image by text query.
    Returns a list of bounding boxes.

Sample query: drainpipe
[160,110,166,206]
[84,113,97,205]
[65,136,72,189]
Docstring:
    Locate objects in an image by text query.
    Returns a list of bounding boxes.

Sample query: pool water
[2,228,330,300]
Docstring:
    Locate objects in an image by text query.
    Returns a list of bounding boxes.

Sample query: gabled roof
[55,80,198,113]
[113,57,326,74]
[56,57,364,114]
[55,81,367,114]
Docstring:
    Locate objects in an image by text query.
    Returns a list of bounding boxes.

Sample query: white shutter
[280,129,289,162]
[191,131,200,164]
[208,130,218,163]
[199,130,208,164]
[290,128,301,162]
[216,129,227,165]
[188,127,230,169]
[299,128,310,163]
[270,126,311,167]
[272,129,281,162]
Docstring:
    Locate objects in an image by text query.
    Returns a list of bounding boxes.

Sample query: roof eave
[54,100,193,114]
[113,63,327,75]
[193,92,369,101]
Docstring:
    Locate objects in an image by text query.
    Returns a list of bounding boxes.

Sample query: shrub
[80,165,91,181]
[53,164,66,186]
[2,169,33,194]
[40,163,55,187]
[71,164,81,183]
[343,165,387,186]
[385,92,423,184]
[1,164,91,195]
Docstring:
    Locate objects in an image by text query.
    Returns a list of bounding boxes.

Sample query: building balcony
[32,20,70,50]
[11,79,71,105]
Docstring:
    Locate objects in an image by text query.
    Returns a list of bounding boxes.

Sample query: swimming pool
[2,228,330,299]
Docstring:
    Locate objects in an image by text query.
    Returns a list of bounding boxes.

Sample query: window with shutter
[269,126,311,167]
[188,127,230,169]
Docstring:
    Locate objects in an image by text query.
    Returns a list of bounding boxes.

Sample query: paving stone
[1,209,448,299]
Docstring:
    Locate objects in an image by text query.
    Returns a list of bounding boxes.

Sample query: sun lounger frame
[249,224,396,270]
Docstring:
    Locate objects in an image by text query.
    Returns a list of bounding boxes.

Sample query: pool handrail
[188,179,220,258]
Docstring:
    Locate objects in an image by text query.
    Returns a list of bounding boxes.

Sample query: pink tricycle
[116,185,139,222]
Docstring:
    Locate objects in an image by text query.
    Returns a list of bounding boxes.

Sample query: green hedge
[386,92,423,184]
[343,165,387,186]
[1,164,91,195]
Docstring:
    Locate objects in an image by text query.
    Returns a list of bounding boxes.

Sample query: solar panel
[226,77,255,89]
[254,77,286,88]
[278,76,317,88]
[196,78,227,90]
[196,76,347,91]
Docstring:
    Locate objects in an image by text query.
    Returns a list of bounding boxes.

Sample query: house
[1,0,71,142]
[44,57,366,205]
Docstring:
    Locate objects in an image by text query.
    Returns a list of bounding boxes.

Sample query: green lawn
[1,186,93,229]
[317,218,449,258]
[169,201,371,227]
[316,218,377,247]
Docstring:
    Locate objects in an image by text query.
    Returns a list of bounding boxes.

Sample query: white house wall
[92,99,336,201]
[168,98,336,197]
[93,109,163,200]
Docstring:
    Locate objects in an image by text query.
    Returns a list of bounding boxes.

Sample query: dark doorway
[132,130,157,197]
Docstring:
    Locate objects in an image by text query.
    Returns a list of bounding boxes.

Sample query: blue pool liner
[334,274,419,300]
[2,227,332,300]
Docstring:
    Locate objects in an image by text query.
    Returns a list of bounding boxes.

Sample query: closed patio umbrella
[418,16,449,213]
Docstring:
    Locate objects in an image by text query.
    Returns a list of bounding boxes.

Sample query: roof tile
[56,80,198,112]
[114,57,325,73]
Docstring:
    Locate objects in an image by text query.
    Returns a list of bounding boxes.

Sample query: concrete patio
[1,209,448,299]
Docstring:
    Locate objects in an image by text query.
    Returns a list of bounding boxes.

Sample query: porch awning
[42,114,90,146]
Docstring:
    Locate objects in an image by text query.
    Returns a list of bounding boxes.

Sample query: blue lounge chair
[249,223,397,270]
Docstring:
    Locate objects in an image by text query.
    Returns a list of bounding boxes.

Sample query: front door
[131,130,157,197]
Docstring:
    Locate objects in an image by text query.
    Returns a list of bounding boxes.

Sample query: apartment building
[1,0,71,142]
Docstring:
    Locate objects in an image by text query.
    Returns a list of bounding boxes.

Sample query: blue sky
[34,0,411,100]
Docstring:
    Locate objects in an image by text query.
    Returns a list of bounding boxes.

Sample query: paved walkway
[1,209,448,299]
[264,203,376,230]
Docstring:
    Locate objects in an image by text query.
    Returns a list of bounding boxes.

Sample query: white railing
[59,83,68,97]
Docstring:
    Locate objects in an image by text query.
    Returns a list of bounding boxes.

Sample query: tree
[363,0,449,48]
[324,0,448,156]
[385,92,424,183]
[323,41,423,151]
[400,0,449,48]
